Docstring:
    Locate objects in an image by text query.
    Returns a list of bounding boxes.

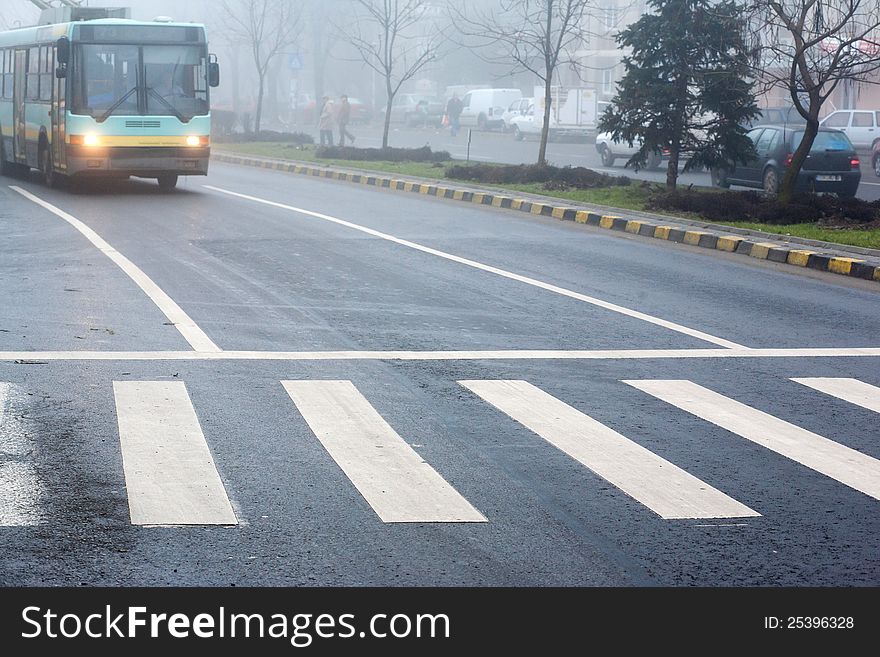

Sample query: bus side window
[27,47,39,100]
[3,49,11,100]
[39,46,53,101]
[0,50,6,99]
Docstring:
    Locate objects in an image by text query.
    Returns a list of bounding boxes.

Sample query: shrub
[646,188,880,226]
[445,163,631,189]
[315,145,450,162]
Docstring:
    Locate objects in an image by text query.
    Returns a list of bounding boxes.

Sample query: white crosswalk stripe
[5,375,878,529]
[791,378,880,414]
[113,381,238,526]
[282,380,486,523]
[625,379,880,502]
[458,380,759,520]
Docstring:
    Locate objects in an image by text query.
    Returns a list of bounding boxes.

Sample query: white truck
[511,86,598,141]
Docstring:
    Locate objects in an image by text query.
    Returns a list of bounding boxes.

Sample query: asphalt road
[334,122,880,202]
[1,161,879,588]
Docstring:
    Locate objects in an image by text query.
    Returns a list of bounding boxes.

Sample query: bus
[0,14,219,190]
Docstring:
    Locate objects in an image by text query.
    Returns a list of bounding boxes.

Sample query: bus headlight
[70,134,99,146]
[185,136,209,147]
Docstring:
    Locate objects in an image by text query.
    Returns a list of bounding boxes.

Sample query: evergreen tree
[598,0,759,190]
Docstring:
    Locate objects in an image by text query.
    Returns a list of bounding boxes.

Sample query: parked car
[820,109,880,150]
[510,101,597,142]
[459,88,523,130]
[384,94,445,127]
[872,138,880,177]
[710,125,861,197]
[500,97,533,132]
[509,103,539,140]
[745,106,805,129]
[594,132,663,169]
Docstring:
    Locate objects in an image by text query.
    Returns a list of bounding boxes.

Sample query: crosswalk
[1,377,878,528]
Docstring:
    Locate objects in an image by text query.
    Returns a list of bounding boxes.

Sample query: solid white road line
[282,380,486,523]
[10,186,221,353]
[626,379,880,502]
[791,378,880,414]
[459,380,758,519]
[113,381,237,525]
[1,347,879,361]
[0,383,45,526]
[204,184,745,349]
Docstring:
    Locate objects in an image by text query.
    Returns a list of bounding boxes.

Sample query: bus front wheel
[157,175,178,191]
[40,145,61,188]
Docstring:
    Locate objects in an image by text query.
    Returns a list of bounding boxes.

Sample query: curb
[211,152,880,286]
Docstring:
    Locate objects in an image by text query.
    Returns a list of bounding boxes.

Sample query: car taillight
[851,158,860,169]
[784,153,793,167]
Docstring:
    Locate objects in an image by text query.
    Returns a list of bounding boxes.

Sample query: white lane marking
[204,185,744,349]
[282,380,485,523]
[459,380,758,519]
[113,381,237,525]
[791,377,880,414]
[0,382,46,526]
[0,347,879,361]
[10,186,220,353]
[626,379,880,502]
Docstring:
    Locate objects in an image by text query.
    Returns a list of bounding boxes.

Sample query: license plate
[815,174,841,181]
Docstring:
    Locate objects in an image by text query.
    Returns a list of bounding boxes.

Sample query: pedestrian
[318,96,335,146]
[337,94,356,146]
[446,92,463,137]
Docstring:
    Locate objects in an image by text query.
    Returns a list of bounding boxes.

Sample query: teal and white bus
[0,15,219,190]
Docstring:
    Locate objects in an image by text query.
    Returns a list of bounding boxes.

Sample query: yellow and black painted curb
[212,152,880,285]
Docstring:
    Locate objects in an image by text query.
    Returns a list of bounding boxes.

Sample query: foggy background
[1,0,633,131]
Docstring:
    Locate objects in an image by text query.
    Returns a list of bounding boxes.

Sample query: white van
[820,109,880,149]
[459,88,523,130]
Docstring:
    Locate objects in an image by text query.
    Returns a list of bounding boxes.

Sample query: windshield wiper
[146,86,189,123]
[96,86,138,123]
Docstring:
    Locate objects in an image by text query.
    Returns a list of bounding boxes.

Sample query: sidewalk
[211,150,880,285]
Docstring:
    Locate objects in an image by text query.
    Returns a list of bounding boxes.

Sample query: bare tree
[455,0,595,164]
[221,0,301,133]
[750,1,880,201]
[341,0,444,148]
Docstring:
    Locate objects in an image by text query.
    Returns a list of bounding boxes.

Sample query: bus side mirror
[55,67,67,79]
[208,54,220,87]
[56,37,70,65]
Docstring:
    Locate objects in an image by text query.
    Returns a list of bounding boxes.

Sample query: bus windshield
[72,43,209,120]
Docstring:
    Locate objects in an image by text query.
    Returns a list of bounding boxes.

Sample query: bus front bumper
[63,146,210,177]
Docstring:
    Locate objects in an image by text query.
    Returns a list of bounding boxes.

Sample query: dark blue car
[711,125,861,197]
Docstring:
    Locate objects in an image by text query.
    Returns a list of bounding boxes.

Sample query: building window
[604,8,617,31]
[602,69,614,95]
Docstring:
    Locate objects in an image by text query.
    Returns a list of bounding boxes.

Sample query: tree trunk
[666,141,680,190]
[255,73,265,134]
[778,117,819,204]
[537,78,553,165]
[382,80,393,149]
[231,46,240,117]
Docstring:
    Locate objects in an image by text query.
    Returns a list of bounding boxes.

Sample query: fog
[2,0,636,132]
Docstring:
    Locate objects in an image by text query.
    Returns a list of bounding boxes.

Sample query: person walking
[445,93,463,137]
[318,96,335,146]
[337,94,356,146]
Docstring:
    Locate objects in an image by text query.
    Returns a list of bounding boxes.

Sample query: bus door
[13,50,25,164]
[51,47,65,171]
